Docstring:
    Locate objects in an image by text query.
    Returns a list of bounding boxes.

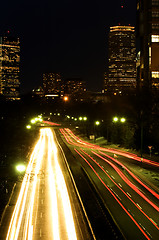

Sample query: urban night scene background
[0,0,159,240]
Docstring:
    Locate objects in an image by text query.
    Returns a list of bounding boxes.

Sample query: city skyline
[0,1,136,94]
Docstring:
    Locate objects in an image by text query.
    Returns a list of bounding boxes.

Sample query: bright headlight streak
[14,135,45,240]
[47,129,60,240]
[26,131,46,240]
[23,130,46,240]
[47,129,77,240]
[6,131,45,240]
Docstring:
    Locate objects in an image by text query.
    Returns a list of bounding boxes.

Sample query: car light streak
[60,128,159,200]
[61,128,159,167]
[98,151,159,200]
[45,128,77,240]
[74,148,151,240]
[47,134,60,240]
[92,151,159,212]
[43,121,61,126]
[78,149,159,231]
[6,130,45,240]
[6,128,77,240]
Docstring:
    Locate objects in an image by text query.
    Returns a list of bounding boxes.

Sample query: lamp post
[113,117,126,123]
[112,116,126,144]
[94,121,100,142]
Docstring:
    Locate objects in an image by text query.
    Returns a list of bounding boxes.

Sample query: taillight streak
[98,151,159,200]
[62,128,159,168]
[74,148,151,240]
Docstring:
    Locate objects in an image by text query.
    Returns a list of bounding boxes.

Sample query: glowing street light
[64,96,68,101]
[83,117,87,121]
[31,119,36,124]
[16,164,26,173]
[26,125,31,129]
[120,117,126,123]
[79,117,83,121]
[95,121,100,126]
[113,117,119,122]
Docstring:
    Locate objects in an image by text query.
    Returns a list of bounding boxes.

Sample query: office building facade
[107,25,136,95]
[0,36,20,100]
[43,73,63,96]
[137,0,159,91]
[64,78,86,101]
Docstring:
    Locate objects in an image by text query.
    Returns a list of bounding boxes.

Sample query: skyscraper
[0,36,20,100]
[107,25,136,95]
[137,0,159,91]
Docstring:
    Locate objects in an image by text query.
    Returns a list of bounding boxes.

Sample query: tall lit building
[107,25,136,95]
[43,73,62,96]
[137,0,159,91]
[0,36,20,100]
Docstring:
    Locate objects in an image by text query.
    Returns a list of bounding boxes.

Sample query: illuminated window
[151,35,159,42]
[152,24,159,30]
[152,0,159,6]
[149,47,151,66]
[152,71,159,78]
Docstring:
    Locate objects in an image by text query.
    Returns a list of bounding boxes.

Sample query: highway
[1,126,159,240]
[59,128,159,240]
[0,128,91,240]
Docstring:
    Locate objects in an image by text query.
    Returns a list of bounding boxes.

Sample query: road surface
[0,128,92,240]
[59,127,159,240]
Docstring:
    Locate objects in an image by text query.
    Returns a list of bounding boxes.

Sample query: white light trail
[6,130,45,240]
[46,128,77,240]
[6,128,77,240]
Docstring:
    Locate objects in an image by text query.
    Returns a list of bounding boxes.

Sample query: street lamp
[16,164,26,173]
[120,117,126,123]
[31,119,36,124]
[83,117,87,121]
[95,121,100,126]
[113,117,119,122]
[64,96,68,101]
[113,116,126,123]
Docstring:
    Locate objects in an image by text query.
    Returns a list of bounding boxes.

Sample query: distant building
[107,25,136,95]
[137,0,159,91]
[103,72,108,93]
[64,78,86,101]
[32,86,44,97]
[0,36,20,100]
[43,73,63,96]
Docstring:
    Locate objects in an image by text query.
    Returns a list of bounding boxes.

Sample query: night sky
[0,1,136,94]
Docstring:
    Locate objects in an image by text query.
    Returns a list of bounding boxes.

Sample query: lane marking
[136,203,142,209]
[127,192,132,198]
